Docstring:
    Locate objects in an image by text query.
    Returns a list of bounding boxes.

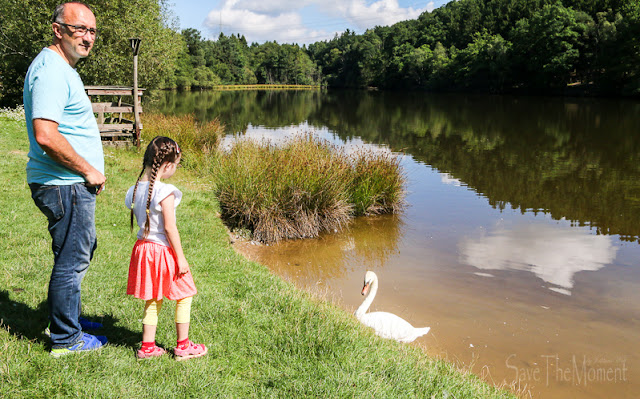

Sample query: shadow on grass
[0,289,139,351]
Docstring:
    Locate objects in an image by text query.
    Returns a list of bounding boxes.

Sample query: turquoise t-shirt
[23,48,104,185]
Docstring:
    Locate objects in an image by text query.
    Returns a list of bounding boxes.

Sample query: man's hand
[84,168,106,194]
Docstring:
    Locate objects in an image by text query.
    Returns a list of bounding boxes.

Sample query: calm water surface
[149,90,640,398]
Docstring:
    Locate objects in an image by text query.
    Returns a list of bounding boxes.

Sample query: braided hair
[130,136,181,238]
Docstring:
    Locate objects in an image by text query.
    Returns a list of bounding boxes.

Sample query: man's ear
[52,22,64,40]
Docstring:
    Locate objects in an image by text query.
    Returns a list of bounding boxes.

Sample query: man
[23,1,107,357]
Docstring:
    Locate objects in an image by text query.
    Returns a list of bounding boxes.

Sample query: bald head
[52,2,93,24]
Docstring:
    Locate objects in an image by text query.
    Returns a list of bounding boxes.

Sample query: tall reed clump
[141,113,225,168]
[211,134,406,243]
[348,149,406,216]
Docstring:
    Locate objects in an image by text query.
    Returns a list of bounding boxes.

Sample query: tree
[208,33,252,84]
[594,1,640,93]
[510,2,591,89]
[193,66,220,88]
[0,0,182,106]
[427,42,453,89]
[0,0,52,106]
[251,41,280,84]
[83,0,182,89]
[355,31,384,87]
[172,35,193,90]
[182,28,205,67]
[450,31,513,91]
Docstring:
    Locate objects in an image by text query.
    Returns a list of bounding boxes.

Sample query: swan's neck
[355,277,378,319]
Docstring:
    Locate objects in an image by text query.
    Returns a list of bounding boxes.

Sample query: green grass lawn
[0,117,515,398]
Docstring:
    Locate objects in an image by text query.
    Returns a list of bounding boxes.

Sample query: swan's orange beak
[361,282,370,296]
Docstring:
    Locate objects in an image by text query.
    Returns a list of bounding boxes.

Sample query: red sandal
[137,345,167,359]
[174,340,208,361]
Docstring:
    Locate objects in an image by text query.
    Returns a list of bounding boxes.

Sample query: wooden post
[130,38,141,146]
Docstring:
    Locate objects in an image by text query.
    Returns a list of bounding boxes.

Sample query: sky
[167,0,453,45]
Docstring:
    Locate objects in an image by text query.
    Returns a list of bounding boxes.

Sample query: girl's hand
[177,255,190,275]
[161,193,190,276]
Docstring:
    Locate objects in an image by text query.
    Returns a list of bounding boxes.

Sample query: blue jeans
[30,183,97,348]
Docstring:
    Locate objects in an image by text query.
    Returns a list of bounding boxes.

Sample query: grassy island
[143,113,406,243]
[0,112,514,398]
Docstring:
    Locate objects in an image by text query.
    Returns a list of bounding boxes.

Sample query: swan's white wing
[360,311,430,343]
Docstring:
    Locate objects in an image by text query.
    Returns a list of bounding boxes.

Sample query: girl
[125,136,207,360]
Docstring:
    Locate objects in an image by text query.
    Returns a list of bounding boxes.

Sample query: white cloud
[205,3,330,44]
[205,9,306,42]
[203,0,434,44]
[328,0,433,30]
[223,0,316,15]
[459,221,618,295]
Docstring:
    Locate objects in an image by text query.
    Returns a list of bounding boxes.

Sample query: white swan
[354,271,430,343]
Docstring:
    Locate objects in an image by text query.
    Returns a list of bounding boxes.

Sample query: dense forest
[310,0,639,94]
[174,29,320,89]
[167,0,640,95]
[1,0,638,106]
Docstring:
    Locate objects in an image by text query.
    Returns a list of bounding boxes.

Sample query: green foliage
[193,66,221,88]
[306,0,637,95]
[173,32,321,87]
[2,0,636,102]
[593,1,640,93]
[510,2,590,89]
[0,0,182,106]
[0,0,52,106]
[450,31,512,90]
[80,0,181,89]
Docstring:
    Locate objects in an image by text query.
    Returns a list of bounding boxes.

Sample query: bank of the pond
[169,84,321,91]
[0,118,515,398]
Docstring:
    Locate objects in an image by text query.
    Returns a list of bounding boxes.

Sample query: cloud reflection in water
[221,123,393,155]
[440,173,463,187]
[460,221,618,295]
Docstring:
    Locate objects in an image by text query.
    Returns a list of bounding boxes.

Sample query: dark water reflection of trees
[147,90,640,243]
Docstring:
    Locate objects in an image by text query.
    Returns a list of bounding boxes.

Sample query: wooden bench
[85,85,144,146]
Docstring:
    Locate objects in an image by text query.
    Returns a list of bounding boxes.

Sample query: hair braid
[142,142,173,239]
[129,168,145,232]
[130,136,180,239]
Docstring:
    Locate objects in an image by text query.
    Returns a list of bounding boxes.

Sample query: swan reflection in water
[355,271,430,343]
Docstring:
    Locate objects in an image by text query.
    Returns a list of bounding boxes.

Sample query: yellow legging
[142,297,192,325]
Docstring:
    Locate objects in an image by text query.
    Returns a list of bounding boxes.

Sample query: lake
[148,89,640,399]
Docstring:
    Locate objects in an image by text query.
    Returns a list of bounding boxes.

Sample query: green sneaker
[50,333,107,358]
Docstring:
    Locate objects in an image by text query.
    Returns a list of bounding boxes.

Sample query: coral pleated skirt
[127,240,197,301]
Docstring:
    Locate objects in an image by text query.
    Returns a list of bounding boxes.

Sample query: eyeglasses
[58,23,98,37]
